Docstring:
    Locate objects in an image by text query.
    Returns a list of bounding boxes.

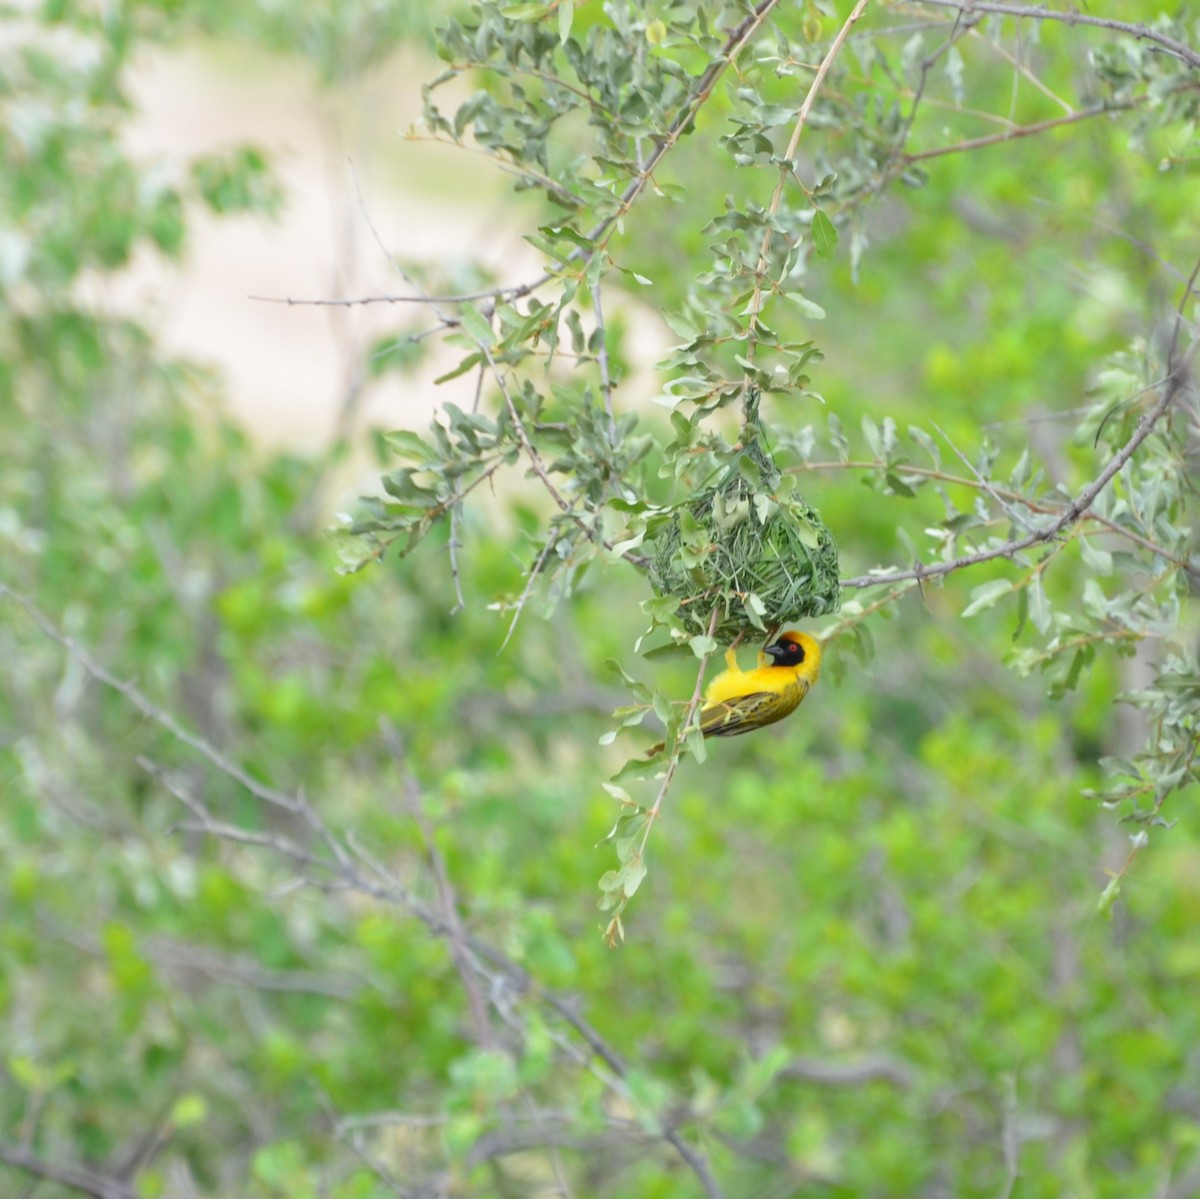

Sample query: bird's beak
[763,642,788,662]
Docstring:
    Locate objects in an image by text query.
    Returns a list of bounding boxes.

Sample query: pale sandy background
[107,39,666,507]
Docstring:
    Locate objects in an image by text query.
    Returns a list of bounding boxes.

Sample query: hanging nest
[647,432,841,644]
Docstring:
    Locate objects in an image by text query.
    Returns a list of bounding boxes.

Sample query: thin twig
[349,157,456,331]
[0,1141,137,1199]
[321,1089,416,1199]
[973,23,1073,114]
[13,599,724,1198]
[248,288,496,308]
[385,726,497,1051]
[998,1073,1021,1199]
[403,129,589,208]
[252,1,784,319]
[44,910,363,1000]
[908,0,1200,70]
[592,283,617,444]
[500,518,570,652]
[872,3,981,199]
[635,608,720,858]
[663,1128,724,1199]
[839,291,1196,590]
[0,586,301,814]
[788,458,1189,566]
[932,421,1039,532]
[781,1053,915,1087]
[746,0,872,360]
[903,100,1136,163]
[168,818,328,871]
[819,580,922,640]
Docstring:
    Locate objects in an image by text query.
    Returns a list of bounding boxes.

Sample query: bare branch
[43,912,363,1000]
[1,593,725,1199]
[663,1128,725,1199]
[0,1142,137,1199]
[247,289,492,309]
[781,1054,915,1088]
[385,727,497,1050]
[904,100,1139,164]
[465,1124,651,1167]
[499,518,568,652]
[788,458,1188,566]
[908,0,1200,70]
[0,586,301,814]
[841,332,1195,590]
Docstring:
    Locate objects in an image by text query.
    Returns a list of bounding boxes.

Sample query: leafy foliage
[338,0,1199,910]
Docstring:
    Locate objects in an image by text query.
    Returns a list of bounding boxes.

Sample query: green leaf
[621,857,647,897]
[793,522,821,551]
[433,352,483,384]
[457,303,495,348]
[1028,573,1051,634]
[784,293,827,320]
[962,578,1014,617]
[1079,537,1113,575]
[1097,875,1121,919]
[383,430,438,463]
[811,209,838,258]
[909,425,940,466]
[1063,645,1093,692]
[1013,585,1029,641]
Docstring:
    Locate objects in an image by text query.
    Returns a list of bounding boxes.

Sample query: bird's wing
[698,690,785,737]
[699,674,812,738]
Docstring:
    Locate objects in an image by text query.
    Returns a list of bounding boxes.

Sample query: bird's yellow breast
[703,662,811,709]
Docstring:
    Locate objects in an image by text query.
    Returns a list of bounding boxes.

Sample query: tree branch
[388,729,497,1051]
[747,0,872,358]
[0,587,301,814]
[8,599,723,1198]
[909,0,1200,70]
[788,458,1188,566]
[251,0,785,317]
[841,336,1194,590]
[0,1142,137,1199]
[904,100,1136,163]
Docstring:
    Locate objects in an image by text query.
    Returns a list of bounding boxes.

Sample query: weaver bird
[648,630,821,754]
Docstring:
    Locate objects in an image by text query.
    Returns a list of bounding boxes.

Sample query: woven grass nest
[648,436,841,644]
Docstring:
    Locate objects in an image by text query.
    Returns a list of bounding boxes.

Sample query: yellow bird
[699,630,821,738]
[648,630,821,753]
